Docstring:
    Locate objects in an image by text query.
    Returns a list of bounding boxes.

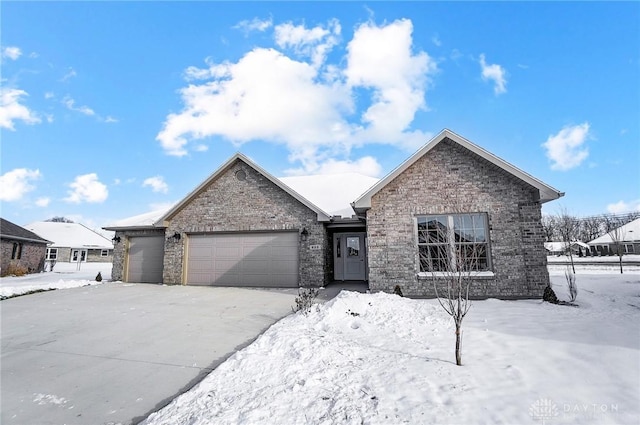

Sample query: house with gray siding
[588,217,640,255]
[106,129,563,298]
[25,221,114,264]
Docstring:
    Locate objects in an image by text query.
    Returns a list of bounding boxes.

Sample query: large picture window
[417,213,490,272]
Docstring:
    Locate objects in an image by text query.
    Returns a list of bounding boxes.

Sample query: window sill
[417,271,495,280]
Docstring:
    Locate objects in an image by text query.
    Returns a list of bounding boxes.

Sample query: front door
[71,249,87,262]
[333,233,367,281]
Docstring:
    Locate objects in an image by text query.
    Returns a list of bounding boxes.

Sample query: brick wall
[162,159,328,287]
[0,239,47,275]
[367,138,550,299]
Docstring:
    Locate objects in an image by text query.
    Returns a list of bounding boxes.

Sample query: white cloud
[431,35,442,47]
[274,19,341,67]
[142,176,169,193]
[0,88,41,130]
[345,19,437,150]
[542,122,591,171]
[286,156,382,177]
[60,67,77,82]
[65,173,108,203]
[35,197,51,207]
[157,18,436,172]
[479,54,507,95]
[44,92,55,99]
[104,116,118,123]
[607,200,640,214]
[157,47,353,158]
[62,96,95,116]
[234,17,273,35]
[0,168,41,201]
[2,46,22,60]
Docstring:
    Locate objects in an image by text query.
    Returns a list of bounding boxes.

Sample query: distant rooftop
[25,221,113,249]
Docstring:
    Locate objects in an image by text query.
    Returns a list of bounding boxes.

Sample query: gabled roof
[352,129,564,211]
[156,153,332,225]
[0,218,51,245]
[25,221,113,249]
[545,241,589,252]
[279,173,379,217]
[588,217,640,245]
[103,207,171,231]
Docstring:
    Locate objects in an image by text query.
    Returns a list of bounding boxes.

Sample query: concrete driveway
[1,282,297,425]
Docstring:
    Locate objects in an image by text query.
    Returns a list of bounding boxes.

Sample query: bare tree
[602,215,627,274]
[565,266,578,303]
[45,216,74,223]
[419,214,486,366]
[578,215,604,244]
[541,215,557,242]
[556,208,580,273]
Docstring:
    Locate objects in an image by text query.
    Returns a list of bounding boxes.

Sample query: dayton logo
[529,398,559,424]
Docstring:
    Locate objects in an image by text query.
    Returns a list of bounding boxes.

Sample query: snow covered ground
[0,262,110,299]
[143,269,640,425]
[547,254,640,263]
[2,263,638,424]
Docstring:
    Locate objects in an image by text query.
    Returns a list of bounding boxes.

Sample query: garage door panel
[127,236,164,283]
[186,232,299,287]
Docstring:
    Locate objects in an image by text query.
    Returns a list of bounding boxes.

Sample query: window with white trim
[46,248,58,260]
[417,213,491,272]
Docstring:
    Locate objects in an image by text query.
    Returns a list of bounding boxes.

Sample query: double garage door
[187,232,299,287]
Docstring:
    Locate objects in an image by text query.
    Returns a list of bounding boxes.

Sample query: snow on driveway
[143,269,640,425]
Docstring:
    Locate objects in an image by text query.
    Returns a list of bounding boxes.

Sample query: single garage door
[127,236,165,283]
[187,232,298,287]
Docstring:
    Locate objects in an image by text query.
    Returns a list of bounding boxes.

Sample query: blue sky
[2,2,639,230]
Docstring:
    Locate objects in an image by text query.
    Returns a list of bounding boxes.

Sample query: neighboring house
[588,218,640,255]
[25,221,114,263]
[105,129,563,299]
[1,218,50,276]
[544,241,590,256]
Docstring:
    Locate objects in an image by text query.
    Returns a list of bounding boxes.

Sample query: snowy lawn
[143,269,640,425]
[0,262,111,299]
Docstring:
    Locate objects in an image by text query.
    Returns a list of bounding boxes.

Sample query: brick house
[106,129,563,298]
[1,218,50,276]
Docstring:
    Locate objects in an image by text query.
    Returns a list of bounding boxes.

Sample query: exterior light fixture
[300,228,309,241]
[112,236,121,243]
[172,232,181,241]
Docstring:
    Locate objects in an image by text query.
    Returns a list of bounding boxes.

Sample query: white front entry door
[71,249,87,262]
[333,233,367,281]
